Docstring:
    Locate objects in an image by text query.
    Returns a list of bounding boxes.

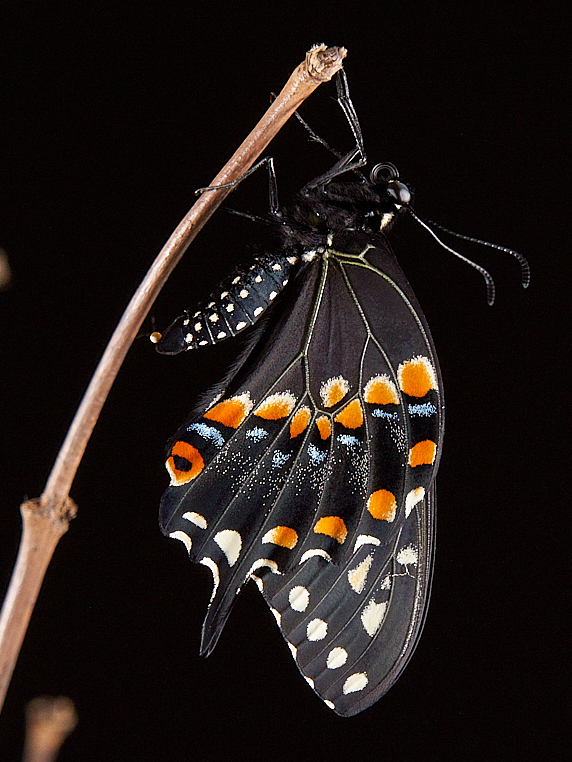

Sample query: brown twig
[0,45,347,714]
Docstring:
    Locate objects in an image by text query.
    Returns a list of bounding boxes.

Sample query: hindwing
[159,231,444,716]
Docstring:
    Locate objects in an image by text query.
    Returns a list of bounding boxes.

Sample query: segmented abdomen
[156,253,300,355]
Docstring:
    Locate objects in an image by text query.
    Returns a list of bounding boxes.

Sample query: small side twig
[0,45,347,714]
[23,695,78,762]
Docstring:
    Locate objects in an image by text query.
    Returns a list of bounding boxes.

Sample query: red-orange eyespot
[166,441,205,485]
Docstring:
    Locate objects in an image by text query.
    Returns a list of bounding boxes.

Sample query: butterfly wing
[159,231,443,714]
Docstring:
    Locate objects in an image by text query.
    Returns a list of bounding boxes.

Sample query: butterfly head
[286,162,412,242]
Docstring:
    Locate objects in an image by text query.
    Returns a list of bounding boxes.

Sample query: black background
[0,1,568,759]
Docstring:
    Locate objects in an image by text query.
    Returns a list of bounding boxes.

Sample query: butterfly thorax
[277,177,410,256]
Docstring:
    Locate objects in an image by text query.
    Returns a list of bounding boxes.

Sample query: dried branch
[0,44,347,713]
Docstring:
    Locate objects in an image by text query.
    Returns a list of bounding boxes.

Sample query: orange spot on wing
[204,393,252,428]
[409,440,437,467]
[316,416,331,440]
[166,441,205,485]
[255,392,296,420]
[262,525,299,549]
[334,399,364,429]
[320,376,350,407]
[314,516,348,544]
[290,406,311,438]
[364,375,399,405]
[398,357,437,397]
[367,489,397,521]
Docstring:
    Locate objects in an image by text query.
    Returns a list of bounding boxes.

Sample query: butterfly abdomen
[155,253,301,355]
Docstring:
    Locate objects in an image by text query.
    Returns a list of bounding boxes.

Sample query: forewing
[160,235,443,713]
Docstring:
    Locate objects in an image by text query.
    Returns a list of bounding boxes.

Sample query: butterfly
[153,71,527,716]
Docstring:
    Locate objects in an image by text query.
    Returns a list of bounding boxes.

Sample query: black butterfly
[154,71,526,716]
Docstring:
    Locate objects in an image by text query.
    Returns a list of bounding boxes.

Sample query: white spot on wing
[182,511,207,529]
[246,558,280,577]
[270,607,281,626]
[396,544,418,568]
[288,586,310,612]
[199,557,220,602]
[169,531,192,554]
[236,321,247,330]
[361,598,388,637]
[307,618,328,641]
[343,672,368,694]
[354,534,381,552]
[405,487,425,518]
[326,647,348,669]
[324,700,335,709]
[250,574,264,592]
[348,554,373,594]
[288,642,298,658]
[214,529,242,567]
[300,549,332,564]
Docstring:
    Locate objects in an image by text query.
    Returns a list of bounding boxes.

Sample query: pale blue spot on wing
[372,409,399,420]
[337,434,361,449]
[188,423,225,447]
[272,450,291,468]
[246,426,269,442]
[308,444,327,464]
[408,402,437,417]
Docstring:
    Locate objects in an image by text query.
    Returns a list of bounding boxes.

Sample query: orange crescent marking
[314,516,348,544]
[334,399,364,429]
[367,489,397,521]
[290,407,311,438]
[316,416,332,440]
[399,357,436,398]
[409,440,437,467]
[364,376,399,405]
[204,397,249,428]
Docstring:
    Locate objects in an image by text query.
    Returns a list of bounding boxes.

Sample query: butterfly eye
[387,180,411,207]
